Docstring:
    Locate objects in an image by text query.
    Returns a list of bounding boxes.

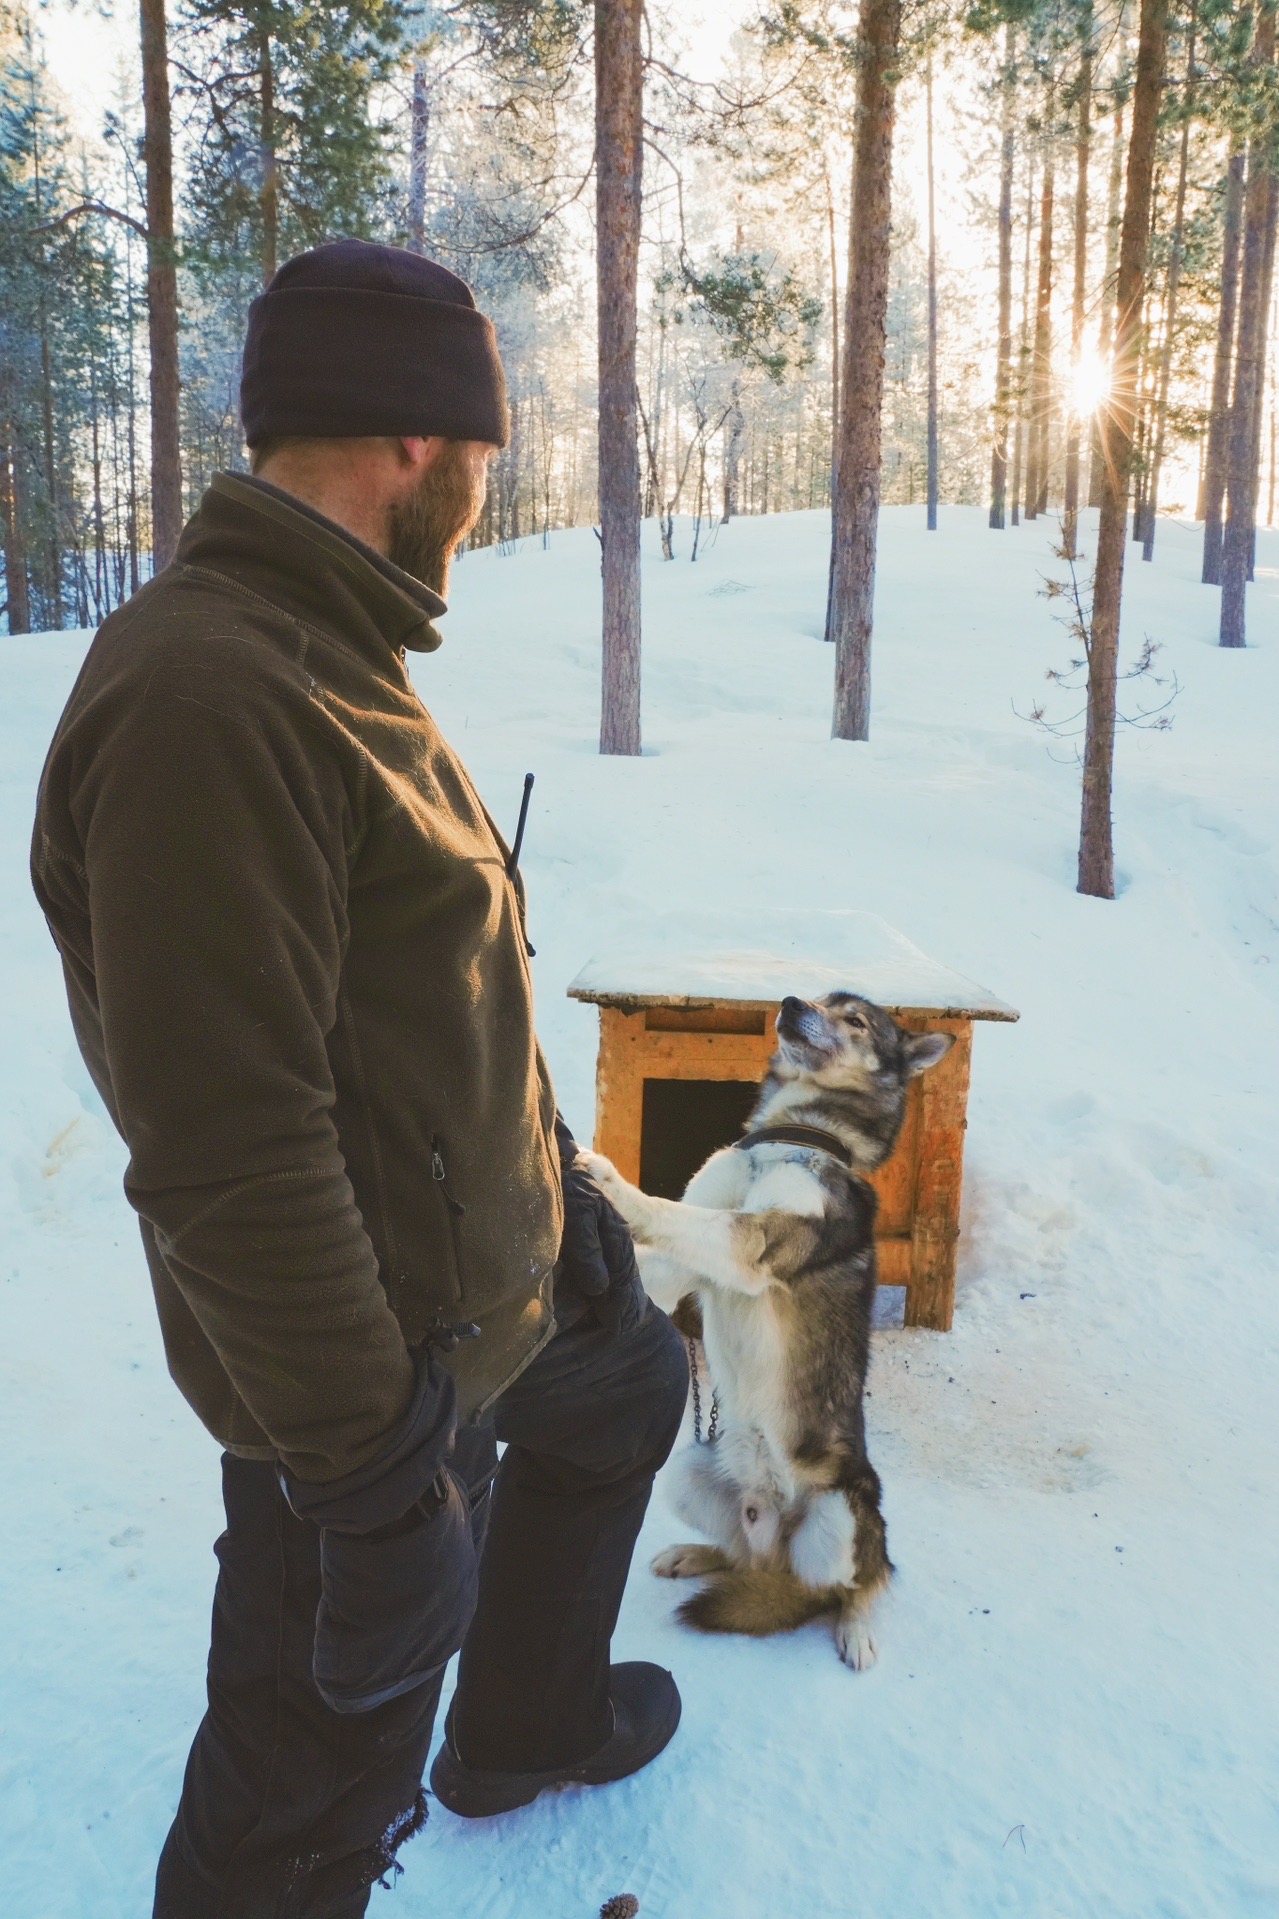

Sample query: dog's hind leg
[652,1543,734,1579]
[832,1462,893,1671]
[653,1444,746,1580]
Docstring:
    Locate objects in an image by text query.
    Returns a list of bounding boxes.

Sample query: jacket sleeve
[60,635,417,1483]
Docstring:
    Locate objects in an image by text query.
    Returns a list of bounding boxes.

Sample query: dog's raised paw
[651,1544,729,1580]
[834,1614,878,1671]
[579,1150,623,1198]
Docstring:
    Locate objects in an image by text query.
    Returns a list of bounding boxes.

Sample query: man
[31,239,688,1917]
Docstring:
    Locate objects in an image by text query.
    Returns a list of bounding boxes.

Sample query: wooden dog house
[567,912,1017,1332]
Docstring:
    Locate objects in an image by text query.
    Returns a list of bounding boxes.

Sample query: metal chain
[687,1337,719,1446]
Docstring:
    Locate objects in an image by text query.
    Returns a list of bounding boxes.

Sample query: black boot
[429,1662,681,1818]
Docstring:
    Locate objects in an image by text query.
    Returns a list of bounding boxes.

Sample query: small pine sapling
[1015,532,1180,752]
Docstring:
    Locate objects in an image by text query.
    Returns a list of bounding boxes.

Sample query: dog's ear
[903,1030,956,1076]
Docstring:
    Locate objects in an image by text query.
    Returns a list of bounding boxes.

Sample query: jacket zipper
[430,1136,467,1219]
[430,1135,467,1305]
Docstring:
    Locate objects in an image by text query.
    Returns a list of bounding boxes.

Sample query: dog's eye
[745,1505,759,1525]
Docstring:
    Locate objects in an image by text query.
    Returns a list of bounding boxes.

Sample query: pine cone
[600,1898,640,1919]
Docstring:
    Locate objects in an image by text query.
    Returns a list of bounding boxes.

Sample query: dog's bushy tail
[677,1566,840,1638]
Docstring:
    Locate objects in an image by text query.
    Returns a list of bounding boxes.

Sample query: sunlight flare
[1070,343,1112,418]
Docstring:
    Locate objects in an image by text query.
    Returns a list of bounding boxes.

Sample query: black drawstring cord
[506,772,534,880]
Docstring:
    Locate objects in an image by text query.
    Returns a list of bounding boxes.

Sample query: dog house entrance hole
[639,1078,758,1200]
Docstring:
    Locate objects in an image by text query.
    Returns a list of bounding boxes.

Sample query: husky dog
[582,992,954,1669]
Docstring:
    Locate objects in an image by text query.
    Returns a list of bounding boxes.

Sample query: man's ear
[904,1030,956,1076]
[398,435,444,476]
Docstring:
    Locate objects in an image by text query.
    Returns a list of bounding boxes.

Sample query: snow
[3,505,1278,1918]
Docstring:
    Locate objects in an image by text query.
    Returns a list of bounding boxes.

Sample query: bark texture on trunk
[828,0,902,742]
[140,0,182,572]
[1078,0,1168,900]
[1063,48,1092,559]
[595,0,643,755]
[1089,97,1127,507]
[1143,5,1195,563]
[1221,5,1278,647]
[925,51,939,531]
[1011,154,1036,526]
[990,26,1015,530]
[1,423,31,634]
[1200,151,1244,563]
[408,58,430,253]
[1026,146,1055,519]
[258,28,278,287]
[722,379,744,521]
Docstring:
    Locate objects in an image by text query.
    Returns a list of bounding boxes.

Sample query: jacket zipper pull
[431,1137,467,1215]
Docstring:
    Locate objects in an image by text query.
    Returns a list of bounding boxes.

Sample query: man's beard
[387,443,486,595]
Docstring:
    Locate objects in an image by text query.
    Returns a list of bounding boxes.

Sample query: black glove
[554,1113,644,1336]
[280,1346,479,1714]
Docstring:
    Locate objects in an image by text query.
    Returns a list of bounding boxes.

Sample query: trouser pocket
[314,1469,479,1715]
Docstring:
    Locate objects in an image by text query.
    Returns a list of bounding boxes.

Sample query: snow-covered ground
[3,506,1277,1918]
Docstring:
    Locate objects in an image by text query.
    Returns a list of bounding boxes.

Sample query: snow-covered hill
[3,506,1277,1917]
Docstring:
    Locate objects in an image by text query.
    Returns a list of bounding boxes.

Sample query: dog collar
[735,1124,854,1169]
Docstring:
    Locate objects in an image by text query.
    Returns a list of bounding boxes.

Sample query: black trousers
[154,1297,688,1919]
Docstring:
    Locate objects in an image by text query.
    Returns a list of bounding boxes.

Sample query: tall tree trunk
[1078,0,1168,900]
[1011,152,1036,525]
[990,25,1016,530]
[1143,4,1195,562]
[1222,5,1279,647]
[722,378,744,521]
[828,0,902,741]
[1089,93,1127,505]
[1063,45,1092,559]
[139,0,181,572]
[925,48,939,531]
[38,306,61,626]
[1246,198,1279,579]
[1026,139,1055,520]
[825,154,841,470]
[1200,150,1244,560]
[1,423,31,634]
[822,160,841,633]
[407,57,430,252]
[259,27,279,286]
[595,0,643,755]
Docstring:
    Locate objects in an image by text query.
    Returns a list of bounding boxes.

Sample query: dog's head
[775,991,955,1090]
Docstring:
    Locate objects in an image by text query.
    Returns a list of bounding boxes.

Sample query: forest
[1,0,1276,896]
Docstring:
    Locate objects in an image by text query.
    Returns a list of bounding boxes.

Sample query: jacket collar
[175,472,448,663]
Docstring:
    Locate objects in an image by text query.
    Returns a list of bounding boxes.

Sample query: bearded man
[30,240,687,1918]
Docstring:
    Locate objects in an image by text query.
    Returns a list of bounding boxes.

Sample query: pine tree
[1078,0,1169,899]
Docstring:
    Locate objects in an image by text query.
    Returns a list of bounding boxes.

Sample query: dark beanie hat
[240,238,509,448]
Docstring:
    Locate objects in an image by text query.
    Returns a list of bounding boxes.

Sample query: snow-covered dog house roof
[567,909,1018,1022]
[568,911,1016,1333]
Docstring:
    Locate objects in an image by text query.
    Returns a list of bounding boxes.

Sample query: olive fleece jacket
[31,473,563,1484]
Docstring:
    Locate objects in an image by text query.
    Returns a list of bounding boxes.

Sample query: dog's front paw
[834,1612,878,1671]
[579,1150,651,1231]
[651,1543,730,1580]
